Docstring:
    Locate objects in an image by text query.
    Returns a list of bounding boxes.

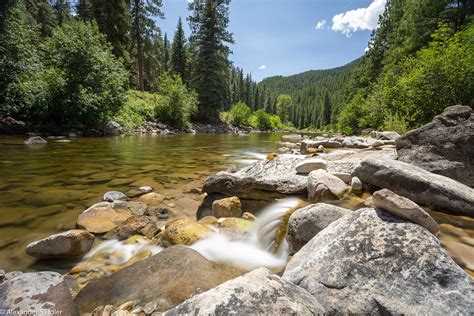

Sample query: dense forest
[260,0,473,133]
[0,0,275,132]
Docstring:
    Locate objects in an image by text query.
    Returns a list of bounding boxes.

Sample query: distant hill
[258,59,360,129]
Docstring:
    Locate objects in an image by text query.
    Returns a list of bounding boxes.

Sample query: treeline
[0,0,274,131]
[260,0,473,134]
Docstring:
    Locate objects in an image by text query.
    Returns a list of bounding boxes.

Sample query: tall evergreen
[52,0,72,25]
[188,0,234,121]
[130,0,164,91]
[320,91,332,126]
[162,32,170,72]
[24,0,57,38]
[170,17,187,82]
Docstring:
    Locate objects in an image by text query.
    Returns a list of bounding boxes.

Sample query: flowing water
[0,133,283,272]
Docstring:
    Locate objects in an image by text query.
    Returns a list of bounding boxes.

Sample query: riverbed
[0,133,283,272]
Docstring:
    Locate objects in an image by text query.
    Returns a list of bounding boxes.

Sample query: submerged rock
[126,186,153,198]
[74,246,245,313]
[283,208,474,314]
[396,105,474,187]
[104,216,159,240]
[76,202,134,234]
[372,189,439,235]
[307,169,348,202]
[287,203,351,254]
[26,229,94,259]
[203,156,307,200]
[164,268,325,315]
[354,157,474,216]
[0,271,78,315]
[212,196,242,218]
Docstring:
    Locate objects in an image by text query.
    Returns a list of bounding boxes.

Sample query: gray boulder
[287,203,351,254]
[164,268,325,315]
[203,156,307,200]
[74,246,244,313]
[103,191,128,202]
[26,229,94,259]
[354,157,474,216]
[301,139,342,153]
[281,134,302,143]
[396,105,474,187]
[24,136,47,145]
[307,169,348,202]
[0,271,78,315]
[283,208,474,315]
[370,130,400,140]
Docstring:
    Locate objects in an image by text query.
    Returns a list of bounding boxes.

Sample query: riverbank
[0,106,473,315]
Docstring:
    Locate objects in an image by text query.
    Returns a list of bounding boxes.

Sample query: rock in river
[396,105,474,187]
[164,268,325,315]
[212,196,242,218]
[74,246,245,313]
[354,157,474,216]
[0,271,78,315]
[160,219,213,247]
[372,189,439,235]
[76,202,134,234]
[287,203,351,254]
[26,229,94,259]
[307,169,348,202]
[203,156,307,200]
[24,136,47,145]
[295,159,327,174]
[283,208,474,315]
[103,191,128,202]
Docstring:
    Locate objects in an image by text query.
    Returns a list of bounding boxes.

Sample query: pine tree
[76,0,92,20]
[24,0,57,38]
[130,0,164,91]
[188,0,234,121]
[170,17,187,81]
[320,91,332,126]
[52,0,71,25]
[163,32,170,72]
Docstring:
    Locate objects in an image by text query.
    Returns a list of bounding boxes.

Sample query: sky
[160,0,387,81]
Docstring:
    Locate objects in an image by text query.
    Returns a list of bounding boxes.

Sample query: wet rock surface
[283,208,474,315]
[396,105,474,187]
[164,268,325,315]
[0,271,78,315]
[76,202,134,233]
[354,157,474,216]
[26,229,94,259]
[74,246,245,313]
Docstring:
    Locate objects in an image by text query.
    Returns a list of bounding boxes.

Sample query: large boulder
[396,105,474,187]
[287,203,351,254]
[203,156,307,200]
[283,208,474,314]
[211,196,242,218]
[26,229,94,259]
[74,246,245,313]
[164,268,325,315]
[0,271,78,315]
[354,157,474,216]
[307,169,348,202]
[76,202,134,234]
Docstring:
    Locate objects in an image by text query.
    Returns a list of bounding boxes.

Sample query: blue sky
[160,0,386,81]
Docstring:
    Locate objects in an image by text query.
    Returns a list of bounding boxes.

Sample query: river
[0,133,282,272]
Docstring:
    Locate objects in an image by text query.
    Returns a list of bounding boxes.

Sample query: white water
[82,197,301,272]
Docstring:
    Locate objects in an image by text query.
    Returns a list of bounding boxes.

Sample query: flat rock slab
[203,156,308,200]
[295,159,327,174]
[76,202,134,234]
[283,208,474,314]
[0,271,78,315]
[373,189,439,235]
[164,268,325,315]
[26,229,94,259]
[354,157,474,216]
[74,246,245,313]
[396,105,474,187]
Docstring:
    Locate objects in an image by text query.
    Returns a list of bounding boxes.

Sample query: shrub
[253,109,272,130]
[382,111,408,134]
[112,90,157,131]
[228,101,252,127]
[154,74,198,126]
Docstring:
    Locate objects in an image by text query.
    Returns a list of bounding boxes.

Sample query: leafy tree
[170,17,187,82]
[154,74,198,126]
[253,109,272,130]
[275,94,292,123]
[228,101,252,126]
[24,0,57,38]
[188,0,234,121]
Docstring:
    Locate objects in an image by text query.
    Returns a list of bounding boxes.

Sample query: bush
[269,114,284,130]
[253,109,272,130]
[228,101,252,127]
[154,74,198,126]
[112,90,157,131]
[382,111,408,134]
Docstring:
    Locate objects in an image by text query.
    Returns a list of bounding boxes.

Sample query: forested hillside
[259,59,359,129]
[260,0,473,133]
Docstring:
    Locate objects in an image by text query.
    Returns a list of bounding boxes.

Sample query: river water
[0,133,473,277]
[0,133,282,272]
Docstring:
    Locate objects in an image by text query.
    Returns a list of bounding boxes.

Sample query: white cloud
[315,19,327,30]
[331,0,387,37]
[259,65,267,70]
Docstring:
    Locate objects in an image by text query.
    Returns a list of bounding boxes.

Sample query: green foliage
[154,74,198,126]
[382,111,407,135]
[170,17,187,82]
[227,101,252,127]
[112,90,157,131]
[252,109,272,130]
[275,94,292,123]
